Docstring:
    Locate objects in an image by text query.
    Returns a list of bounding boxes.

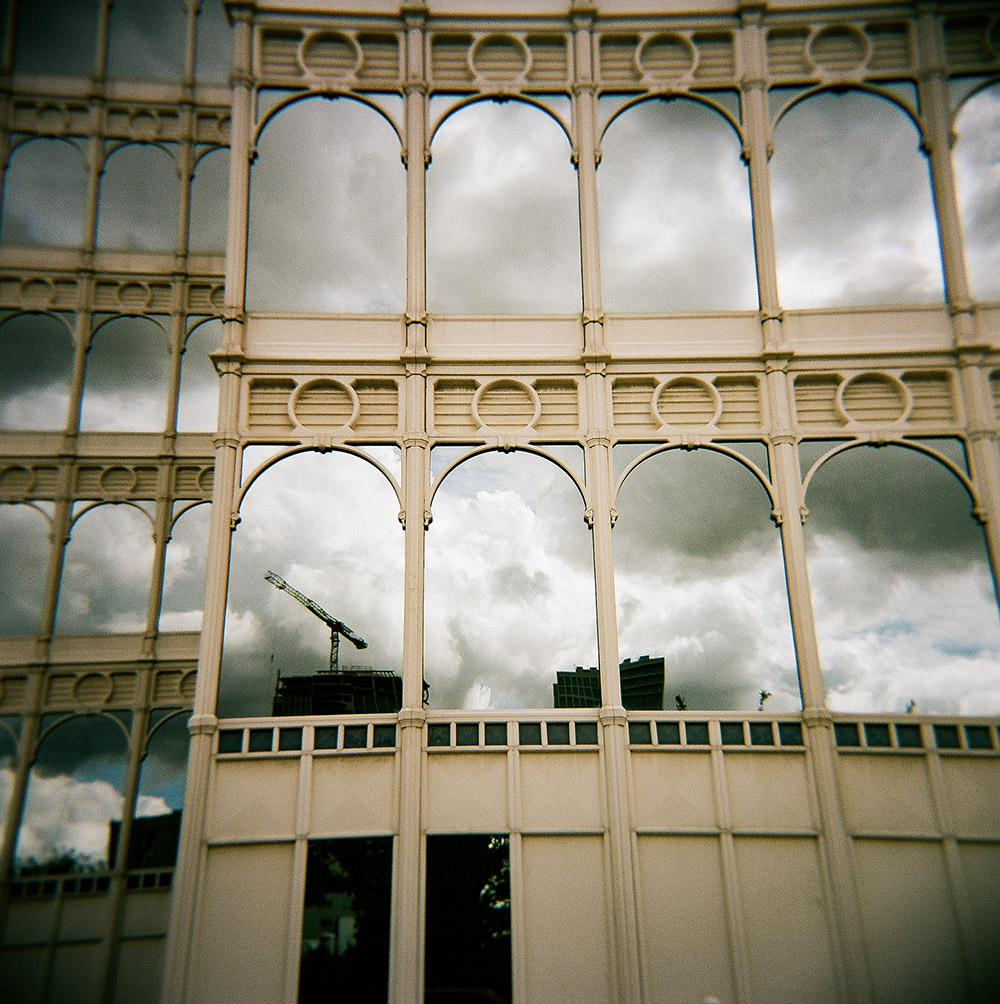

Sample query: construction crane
[264,571,367,674]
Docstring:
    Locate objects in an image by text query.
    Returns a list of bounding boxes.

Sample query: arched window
[771,90,943,308]
[0,313,76,430]
[425,450,597,709]
[176,319,221,432]
[80,316,171,432]
[953,83,1000,303]
[219,450,404,718]
[15,714,130,873]
[0,503,51,634]
[97,144,180,251]
[598,98,756,312]
[56,504,154,635]
[132,712,189,870]
[189,147,230,253]
[1,139,89,247]
[427,100,581,315]
[804,444,1000,713]
[246,97,405,313]
[614,446,797,711]
[160,503,211,631]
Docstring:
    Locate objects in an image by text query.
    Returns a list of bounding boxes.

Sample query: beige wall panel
[121,890,171,937]
[244,316,404,359]
[940,759,1000,837]
[427,318,582,359]
[836,755,938,834]
[112,937,166,1004]
[310,755,395,835]
[425,753,508,832]
[636,834,736,1004]
[0,945,46,1004]
[48,943,104,1004]
[958,841,1000,990]
[57,895,113,940]
[853,838,972,1004]
[521,835,611,1003]
[518,753,602,832]
[603,315,760,358]
[978,305,1000,349]
[209,760,299,839]
[2,900,57,945]
[734,836,839,1004]
[783,306,953,354]
[724,753,814,832]
[189,843,295,1004]
[630,752,716,830]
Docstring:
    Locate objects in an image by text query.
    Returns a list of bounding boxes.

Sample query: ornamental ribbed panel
[794,374,842,426]
[535,379,579,431]
[430,34,475,83]
[476,380,535,430]
[612,377,657,431]
[599,35,641,83]
[259,28,302,77]
[766,28,812,77]
[357,32,401,83]
[525,35,568,83]
[716,376,761,428]
[904,372,955,425]
[657,379,716,427]
[292,379,354,429]
[247,377,295,433]
[353,379,400,434]
[432,379,478,433]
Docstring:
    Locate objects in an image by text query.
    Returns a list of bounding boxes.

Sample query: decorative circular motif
[473,379,539,431]
[20,278,56,311]
[197,467,215,493]
[838,372,908,424]
[73,672,113,706]
[117,281,152,311]
[653,377,721,428]
[128,110,159,139]
[290,378,358,430]
[637,33,696,80]
[301,30,360,77]
[470,34,529,81]
[36,103,70,135]
[808,25,869,74]
[100,466,138,493]
[0,465,35,496]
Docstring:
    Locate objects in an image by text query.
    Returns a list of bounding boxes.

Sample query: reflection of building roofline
[553,656,665,711]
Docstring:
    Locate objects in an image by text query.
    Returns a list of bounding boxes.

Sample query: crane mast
[264,571,367,673]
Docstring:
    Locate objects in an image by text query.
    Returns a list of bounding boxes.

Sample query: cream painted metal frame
[2,2,1000,1004]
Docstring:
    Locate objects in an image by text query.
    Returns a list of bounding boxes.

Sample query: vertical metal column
[160,5,254,1000]
[392,7,430,1003]
[573,6,643,1001]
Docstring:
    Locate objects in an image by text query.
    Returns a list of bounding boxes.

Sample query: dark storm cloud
[98,144,181,251]
[0,504,50,634]
[804,444,983,566]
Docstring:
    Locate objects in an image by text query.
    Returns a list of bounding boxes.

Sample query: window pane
[425,451,597,709]
[0,504,50,634]
[1,139,89,247]
[427,100,581,314]
[772,91,942,308]
[220,451,404,718]
[189,148,230,253]
[247,97,405,313]
[425,834,511,1003]
[598,97,756,312]
[160,503,211,631]
[299,837,392,1004]
[98,145,180,251]
[107,0,187,81]
[0,313,75,429]
[805,445,1000,713]
[953,84,1000,302]
[177,319,221,431]
[614,447,797,712]
[12,0,98,76]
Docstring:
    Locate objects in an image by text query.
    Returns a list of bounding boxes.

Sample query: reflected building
[0,3,999,1004]
[553,656,665,711]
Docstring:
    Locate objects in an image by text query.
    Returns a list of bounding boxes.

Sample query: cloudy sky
[3,62,1000,865]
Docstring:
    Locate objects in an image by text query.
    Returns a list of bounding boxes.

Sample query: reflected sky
[953,83,1000,302]
[805,445,1000,714]
[771,90,943,308]
[56,504,155,634]
[598,97,757,313]
[424,451,597,709]
[0,503,51,634]
[219,451,404,718]
[427,100,581,315]
[98,144,181,251]
[0,313,76,430]
[160,502,211,632]
[614,448,798,712]
[246,96,406,314]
